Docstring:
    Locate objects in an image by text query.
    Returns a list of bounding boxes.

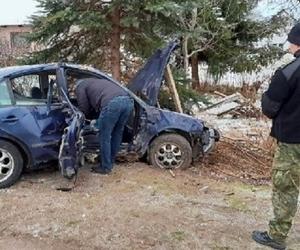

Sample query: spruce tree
[26,0,288,86]
[147,0,288,88]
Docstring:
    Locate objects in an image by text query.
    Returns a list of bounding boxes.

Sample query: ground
[1,146,300,250]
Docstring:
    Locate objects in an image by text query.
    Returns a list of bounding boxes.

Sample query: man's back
[76,78,127,118]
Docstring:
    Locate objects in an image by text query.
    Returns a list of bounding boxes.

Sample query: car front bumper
[202,128,220,154]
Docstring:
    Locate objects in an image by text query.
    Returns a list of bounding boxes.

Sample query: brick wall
[0,24,37,66]
[0,24,35,51]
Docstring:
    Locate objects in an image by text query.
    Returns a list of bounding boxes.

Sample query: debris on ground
[192,90,275,184]
[199,91,262,118]
[197,137,273,185]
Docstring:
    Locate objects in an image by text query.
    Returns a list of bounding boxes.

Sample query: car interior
[65,69,143,147]
[6,68,144,152]
[9,71,61,105]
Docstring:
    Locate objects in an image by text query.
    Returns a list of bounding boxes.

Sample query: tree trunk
[182,36,189,79]
[191,53,199,90]
[110,6,121,81]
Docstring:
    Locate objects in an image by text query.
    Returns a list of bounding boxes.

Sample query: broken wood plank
[206,102,241,116]
[216,106,240,117]
[165,65,183,113]
[230,110,242,116]
[202,93,243,112]
[213,91,227,98]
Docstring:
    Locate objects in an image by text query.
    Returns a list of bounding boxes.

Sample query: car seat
[31,87,43,99]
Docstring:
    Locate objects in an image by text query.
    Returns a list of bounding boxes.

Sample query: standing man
[252,23,300,250]
[76,78,134,175]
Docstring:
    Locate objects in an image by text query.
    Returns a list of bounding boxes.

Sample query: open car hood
[127,41,179,106]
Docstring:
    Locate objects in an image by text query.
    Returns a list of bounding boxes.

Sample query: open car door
[55,66,85,179]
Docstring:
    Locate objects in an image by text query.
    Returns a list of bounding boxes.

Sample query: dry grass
[198,137,274,185]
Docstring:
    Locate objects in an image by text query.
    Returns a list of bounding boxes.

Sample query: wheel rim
[154,143,183,169]
[0,148,14,182]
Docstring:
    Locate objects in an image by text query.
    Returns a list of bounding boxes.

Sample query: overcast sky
[0,0,38,25]
[0,0,293,25]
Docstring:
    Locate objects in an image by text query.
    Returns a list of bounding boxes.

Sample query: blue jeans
[97,96,134,171]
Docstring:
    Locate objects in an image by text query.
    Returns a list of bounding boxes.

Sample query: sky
[0,0,38,25]
[0,0,296,25]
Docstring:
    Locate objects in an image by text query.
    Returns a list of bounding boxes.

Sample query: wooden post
[165,65,183,113]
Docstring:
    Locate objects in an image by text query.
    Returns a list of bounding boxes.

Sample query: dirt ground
[1,143,300,250]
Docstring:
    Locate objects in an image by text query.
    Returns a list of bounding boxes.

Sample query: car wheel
[0,140,23,188]
[149,133,192,170]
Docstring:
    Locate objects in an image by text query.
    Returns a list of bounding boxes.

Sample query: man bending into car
[75,78,134,174]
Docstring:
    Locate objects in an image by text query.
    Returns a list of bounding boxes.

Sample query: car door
[55,67,85,179]
[0,71,68,166]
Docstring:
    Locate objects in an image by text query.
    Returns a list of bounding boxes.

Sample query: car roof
[0,63,104,79]
[0,63,58,79]
[0,62,148,107]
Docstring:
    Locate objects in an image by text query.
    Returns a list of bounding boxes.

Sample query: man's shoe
[252,231,286,250]
[91,166,111,175]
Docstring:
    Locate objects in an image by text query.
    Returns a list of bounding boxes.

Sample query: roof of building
[0,24,32,28]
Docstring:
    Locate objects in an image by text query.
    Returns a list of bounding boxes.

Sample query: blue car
[0,42,219,188]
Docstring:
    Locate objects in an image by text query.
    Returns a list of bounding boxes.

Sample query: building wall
[0,24,34,50]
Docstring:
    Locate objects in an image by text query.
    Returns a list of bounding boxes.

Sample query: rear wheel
[0,140,24,188]
[149,134,192,170]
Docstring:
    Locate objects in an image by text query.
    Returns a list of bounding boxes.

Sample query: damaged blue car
[0,42,219,188]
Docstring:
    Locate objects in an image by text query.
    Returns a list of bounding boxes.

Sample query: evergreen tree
[26,0,288,86]
[27,0,167,81]
[147,0,288,88]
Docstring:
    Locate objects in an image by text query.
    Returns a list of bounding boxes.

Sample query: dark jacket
[76,78,127,119]
[262,51,300,143]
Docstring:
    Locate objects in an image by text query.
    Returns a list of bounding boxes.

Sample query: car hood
[146,107,204,134]
[127,41,179,106]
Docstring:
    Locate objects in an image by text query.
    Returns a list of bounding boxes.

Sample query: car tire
[0,140,24,189]
[149,133,192,170]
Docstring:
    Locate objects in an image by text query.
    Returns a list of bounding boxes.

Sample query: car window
[65,70,103,105]
[11,74,46,105]
[47,75,61,103]
[0,80,12,106]
[65,70,94,99]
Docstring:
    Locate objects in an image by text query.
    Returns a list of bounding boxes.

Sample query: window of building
[10,32,30,49]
